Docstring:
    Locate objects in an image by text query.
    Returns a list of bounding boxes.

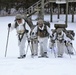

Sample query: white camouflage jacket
[10,19,31,38]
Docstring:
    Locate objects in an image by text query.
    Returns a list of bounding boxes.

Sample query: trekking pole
[5,28,10,57]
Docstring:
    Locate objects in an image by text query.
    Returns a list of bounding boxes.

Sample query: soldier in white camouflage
[32,19,52,58]
[8,14,31,59]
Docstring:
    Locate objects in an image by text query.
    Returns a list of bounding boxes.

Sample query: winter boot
[43,52,48,58]
[18,54,26,59]
[38,55,44,58]
[68,52,74,55]
[58,54,63,58]
[38,52,48,58]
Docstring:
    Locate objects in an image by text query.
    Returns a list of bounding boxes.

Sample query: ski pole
[5,28,10,57]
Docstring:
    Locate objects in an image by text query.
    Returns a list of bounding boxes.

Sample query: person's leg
[18,34,26,58]
[57,41,64,57]
[33,39,38,55]
[42,38,48,57]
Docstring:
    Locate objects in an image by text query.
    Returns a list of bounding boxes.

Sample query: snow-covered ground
[0,15,76,75]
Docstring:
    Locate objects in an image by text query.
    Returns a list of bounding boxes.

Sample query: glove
[64,40,67,46]
[28,38,30,43]
[64,40,66,43]
[32,32,34,35]
[25,29,29,33]
[51,40,55,43]
[8,23,11,28]
[28,40,30,43]
[52,34,54,37]
[50,36,52,38]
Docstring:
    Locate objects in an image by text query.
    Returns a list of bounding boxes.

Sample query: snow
[0,15,76,75]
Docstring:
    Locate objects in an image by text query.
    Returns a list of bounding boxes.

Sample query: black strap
[15,22,29,42]
[18,32,25,42]
[17,23,26,42]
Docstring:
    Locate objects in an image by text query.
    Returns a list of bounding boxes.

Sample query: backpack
[67,30,75,37]
[24,17,33,28]
[66,30,75,40]
[36,21,50,28]
[54,24,67,29]
[44,21,50,27]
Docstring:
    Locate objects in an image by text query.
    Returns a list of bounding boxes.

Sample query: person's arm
[25,23,31,39]
[46,26,52,36]
[32,26,37,37]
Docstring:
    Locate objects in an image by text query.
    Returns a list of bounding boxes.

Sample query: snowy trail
[0,57,76,75]
[0,15,76,75]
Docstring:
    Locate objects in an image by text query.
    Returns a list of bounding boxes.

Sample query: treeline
[0,0,38,10]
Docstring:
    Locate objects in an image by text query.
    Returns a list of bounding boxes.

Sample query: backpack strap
[15,22,29,42]
[24,17,33,28]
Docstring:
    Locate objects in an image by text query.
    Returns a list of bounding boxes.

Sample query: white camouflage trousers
[56,40,65,56]
[38,37,48,56]
[18,34,27,56]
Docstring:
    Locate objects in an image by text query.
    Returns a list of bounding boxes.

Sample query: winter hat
[15,14,23,20]
[56,28,62,34]
[37,19,44,25]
